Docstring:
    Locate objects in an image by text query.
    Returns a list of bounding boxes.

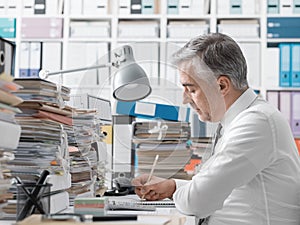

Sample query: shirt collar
[221,88,257,129]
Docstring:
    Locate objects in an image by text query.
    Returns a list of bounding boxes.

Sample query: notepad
[106,198,175,211]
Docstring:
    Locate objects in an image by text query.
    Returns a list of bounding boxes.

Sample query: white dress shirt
[173,88,300,225]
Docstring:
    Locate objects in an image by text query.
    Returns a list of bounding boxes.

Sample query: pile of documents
[2,78,72,218]
[0,73,23,218]
[67,109,105,205]
[132,121,192,179]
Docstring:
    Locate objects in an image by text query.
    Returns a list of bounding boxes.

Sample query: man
[132,33,300,225]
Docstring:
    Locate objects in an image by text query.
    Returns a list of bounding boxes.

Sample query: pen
[141,154,159,200]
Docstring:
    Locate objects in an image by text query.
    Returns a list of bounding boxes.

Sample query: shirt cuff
[173,179,189,190]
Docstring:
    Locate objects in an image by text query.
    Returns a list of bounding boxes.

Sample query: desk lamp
[38,45,152,101]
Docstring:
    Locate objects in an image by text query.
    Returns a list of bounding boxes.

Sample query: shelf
[68,38,112,42]
[216,14,261,19]
[69,15,113,20]
[21,15,64,18]
[20,38,64,42]
[267,38,300,43]
[117,38,161,42]
[117,14,161,20]
[167,15,211,20]
[267,14,300,18]
[265,87,300,91]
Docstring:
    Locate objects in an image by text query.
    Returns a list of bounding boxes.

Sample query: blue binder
[291,44,300,87]
[142,0,154,14]
[294,0,300,13]
[230,0,242,14]
[279,44,291,87]
[116,101,190,122]
[267,0,279,14]
[267,17,300,27]
[167,0,179,14]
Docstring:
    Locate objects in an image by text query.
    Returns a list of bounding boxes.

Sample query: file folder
[291,44,300,87]
[279,43,291,87]
[167,0,179,14]
[267,0,279,13]
[291,92,300,136]
[0,18,16,38]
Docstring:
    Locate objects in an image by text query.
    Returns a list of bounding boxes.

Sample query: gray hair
[172,33,248,90]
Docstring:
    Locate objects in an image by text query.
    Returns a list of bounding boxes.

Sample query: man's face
[179,66,226,122]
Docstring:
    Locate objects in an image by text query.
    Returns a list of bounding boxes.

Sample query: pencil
[141,154,159,200]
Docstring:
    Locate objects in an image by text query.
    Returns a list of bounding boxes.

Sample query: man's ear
[217,75,231,95]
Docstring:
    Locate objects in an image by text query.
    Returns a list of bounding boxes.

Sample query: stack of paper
[0,73,22,219]
[132,121,192,180]
[2,78,72,218]
[67,109,106,206]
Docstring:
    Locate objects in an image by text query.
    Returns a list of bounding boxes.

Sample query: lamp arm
[39,62,113,79]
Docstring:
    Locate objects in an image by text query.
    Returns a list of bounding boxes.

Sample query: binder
[167,0,179,14]
[23,0,34,15]
[291,44,300,87]
[179,0,191,15]
[116,101,190,122]
[279,91,292,124]
[280,0,293,14]
[0,18,16,38]
[131,0,142,14]
[267,17,300,27]
[242,0,258,15]
[19,42,30,77]
[6,0,18,15]
[142,0,154,14]
[266,91,279,109]
[69,0,82,14]
[119,0,131,14]
[267,0,279,14]
[217,0,230,14]
[0,120,21,149]
[0,0,5,15]
[294,0,300,13]
[45,0,59,15]
[0,37,15,76]
[230,0,242,14]
[291,92,300,136]
[83,0,107,15]
[41,42,62,84]
[279,43,291,87]
[265,47,279,87]
[29,42,42,78]
[34,0,46,14]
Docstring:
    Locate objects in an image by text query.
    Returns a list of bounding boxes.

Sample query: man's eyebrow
[182,83,194,87]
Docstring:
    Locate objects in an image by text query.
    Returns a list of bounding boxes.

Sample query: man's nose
[182,92,191,104]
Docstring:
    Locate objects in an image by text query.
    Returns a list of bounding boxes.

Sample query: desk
[0,208,196,225]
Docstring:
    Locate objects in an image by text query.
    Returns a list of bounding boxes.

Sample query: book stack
[132,121,192,180]
[0,73,23,218]
[2,78,72,218]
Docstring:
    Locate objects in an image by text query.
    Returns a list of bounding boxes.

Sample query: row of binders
[279,43,300,87]
[19,42,62,78]
[0,0,63,16]
[267,91,300,137]
[267,0,300,14]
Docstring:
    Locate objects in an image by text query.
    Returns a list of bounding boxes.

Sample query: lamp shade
[112,45,152,101]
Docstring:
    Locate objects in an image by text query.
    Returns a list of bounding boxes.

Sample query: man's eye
[189,90,196,93]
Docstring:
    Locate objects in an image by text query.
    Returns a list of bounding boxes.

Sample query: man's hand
[132,174,176,201]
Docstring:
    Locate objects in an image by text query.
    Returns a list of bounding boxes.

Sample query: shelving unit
[1,0,300,105]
